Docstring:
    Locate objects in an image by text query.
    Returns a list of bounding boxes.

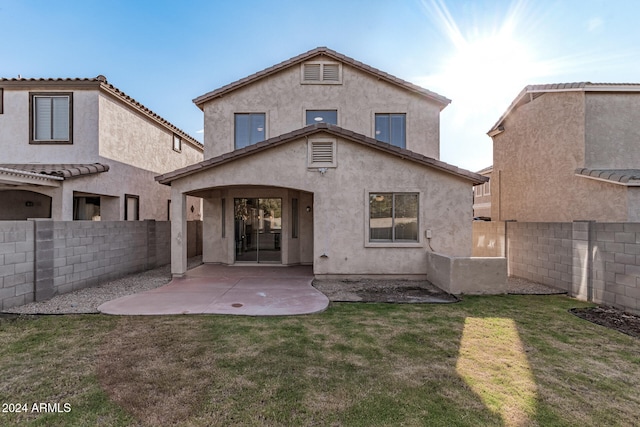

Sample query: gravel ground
[3,263,563,315]
[3,257,203,315]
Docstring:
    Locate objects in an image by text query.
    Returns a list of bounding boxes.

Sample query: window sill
[365,241,423,248]
[30,140,73,145]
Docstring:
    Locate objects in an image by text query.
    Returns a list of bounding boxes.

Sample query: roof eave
[156,124,486,186]
[192,47,451,109]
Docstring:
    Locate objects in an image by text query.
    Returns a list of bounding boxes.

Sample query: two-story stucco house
[0,76,203,221]
[488,82,640,222]
[473,165,492,219]
[157,47,487,277]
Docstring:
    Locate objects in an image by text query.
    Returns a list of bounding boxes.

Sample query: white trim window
[31,93,72,143]
[369,193,419,242]
[301,61,342,84]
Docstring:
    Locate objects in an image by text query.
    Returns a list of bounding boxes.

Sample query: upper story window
[375,113,406,149]
[0,88,3,114]
[173,134,182,152]
[301,61,342,84]
[305,110,337,126]
[30,93,72,144]
[235,113,265,149]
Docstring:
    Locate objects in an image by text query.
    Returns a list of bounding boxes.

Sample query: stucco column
[171,188,188,276]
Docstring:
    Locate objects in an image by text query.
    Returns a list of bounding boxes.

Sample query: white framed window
[483,180,491,195]
[173,134,182,152]
[30,93,72,144]
[307,138,337,168]
[375,113,406,148]
[235,113,266,149]
[301,61,342,84]
[474,185,482,197]
[368,192,419,243]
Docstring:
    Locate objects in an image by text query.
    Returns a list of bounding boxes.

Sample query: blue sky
[2,0,639,171]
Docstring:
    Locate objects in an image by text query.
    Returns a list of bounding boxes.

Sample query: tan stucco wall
[202,57,442,160]
[0,89,99,163]
[492,91,628,222]
[172,134,473,276]
[0,86,203,221]
[98,93,203,173]
[585,93,640,169]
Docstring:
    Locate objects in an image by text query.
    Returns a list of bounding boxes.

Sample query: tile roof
[0,76,203,150]
[192,47,451,109]
[488,82,640,134]
[575,168,640,186]
[156,123,487,185]
[0,163,110,179]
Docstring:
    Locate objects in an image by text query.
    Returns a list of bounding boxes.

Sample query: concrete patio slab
[98,264,329,316]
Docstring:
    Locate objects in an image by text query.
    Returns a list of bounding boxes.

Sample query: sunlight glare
[457,317,538,426]
[419,0,552,123]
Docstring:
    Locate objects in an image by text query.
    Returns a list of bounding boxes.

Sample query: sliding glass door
[234,198,282,263]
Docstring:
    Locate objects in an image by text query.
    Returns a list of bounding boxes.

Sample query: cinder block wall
[506,222,574,291]
[0,220,201,311]
[52,221,149,296]
[0,221,35,309]
[477,221,640,315]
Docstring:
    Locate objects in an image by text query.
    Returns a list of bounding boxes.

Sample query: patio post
[171,188,188,276]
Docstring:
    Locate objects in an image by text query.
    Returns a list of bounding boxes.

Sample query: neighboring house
[488,82,640,222]
[157,47,487,277]
[473,165,492,219]
[0,76,203,221]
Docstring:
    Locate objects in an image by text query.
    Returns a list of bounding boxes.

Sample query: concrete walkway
[98,264,329,316]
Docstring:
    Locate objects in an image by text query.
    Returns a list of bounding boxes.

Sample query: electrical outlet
[426,229,432,239]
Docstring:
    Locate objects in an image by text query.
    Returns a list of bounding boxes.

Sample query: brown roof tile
[0,163,110,179]
[192,47,451,109]
[156,123,487,185]
[575,168,640,186]
[489,82,640,134]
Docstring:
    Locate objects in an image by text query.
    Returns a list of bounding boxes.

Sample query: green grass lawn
[1,295,639,426]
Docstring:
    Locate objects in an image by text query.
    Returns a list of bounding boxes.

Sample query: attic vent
[308,138,337,168]
[302,62,342,84]
[303,64,321,81]
[322,64,340,81]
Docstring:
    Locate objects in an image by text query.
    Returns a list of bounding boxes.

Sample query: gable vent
[312,141,334,163]
[302,62,342,84]
[322,64,340,81]
[303,64,321,81]
[308,138,337,168]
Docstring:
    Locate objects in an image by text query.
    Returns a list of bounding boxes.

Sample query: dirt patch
[571,306,640,339]
[313,279,458,303]
[97,317,216,426]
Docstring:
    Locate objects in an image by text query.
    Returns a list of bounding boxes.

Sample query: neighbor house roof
[488,82,640,135]
[0,166,64,188]
[0,76,203,150]
[192,47,451,110]
[575,168,640,186]
[156,123,487,185]
[0,163,110,179]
